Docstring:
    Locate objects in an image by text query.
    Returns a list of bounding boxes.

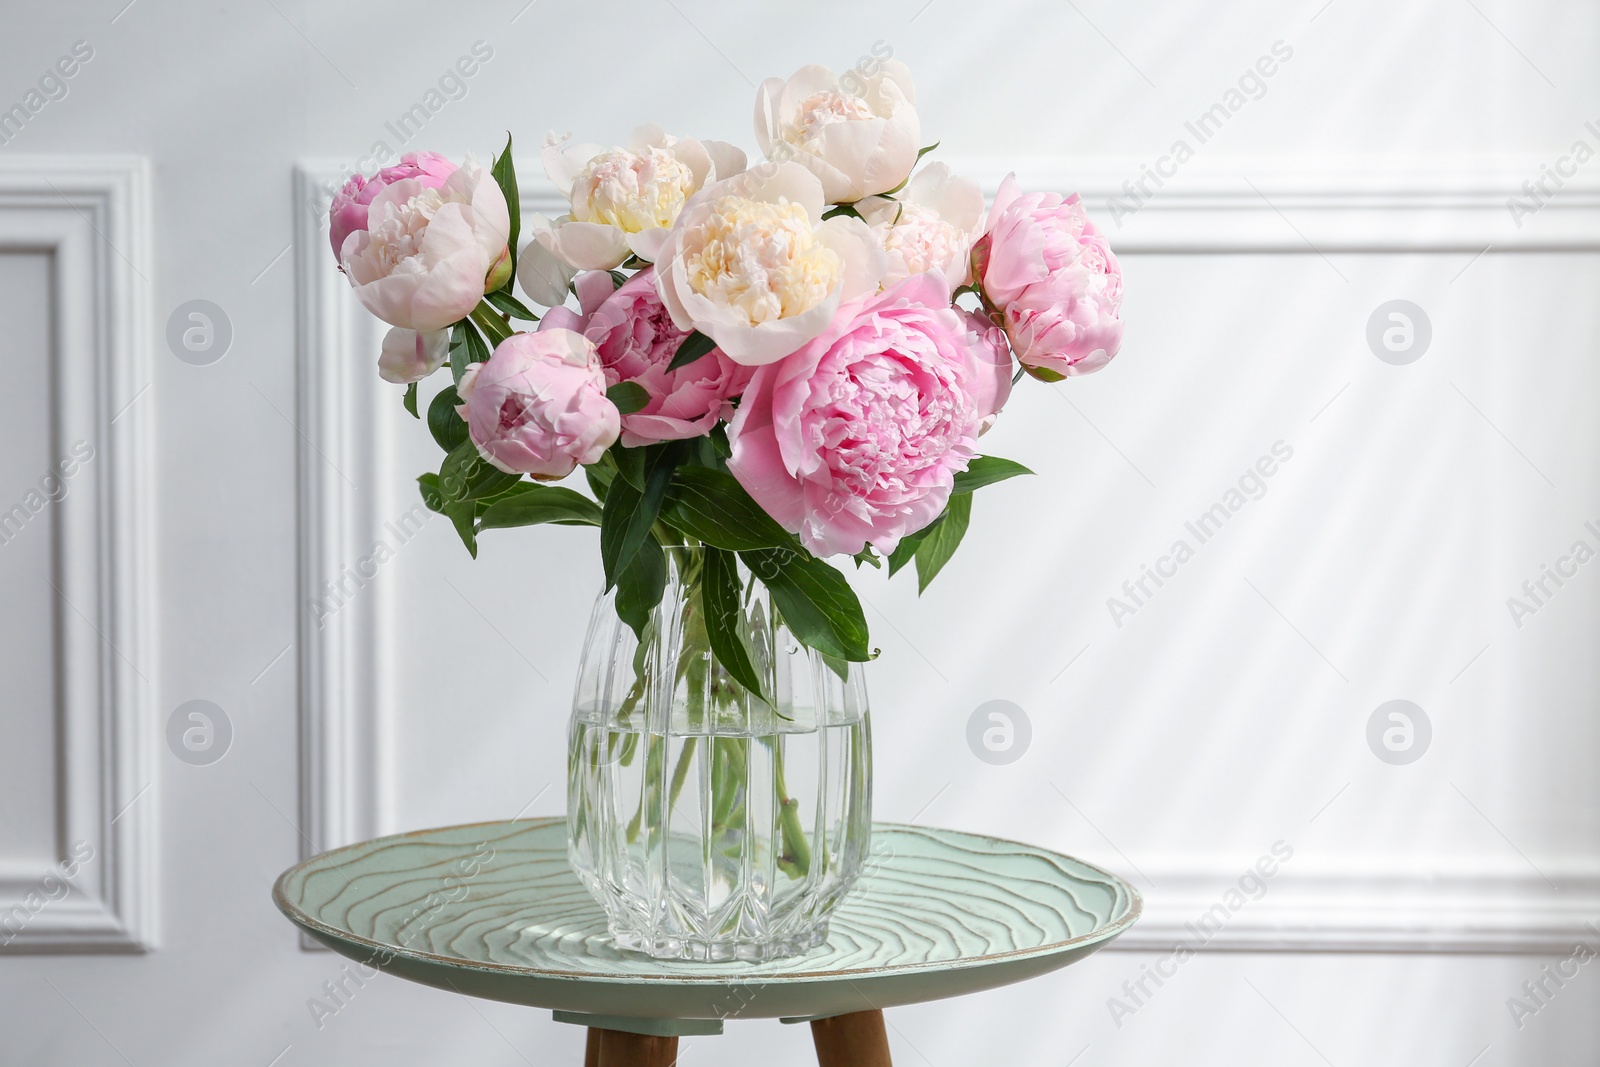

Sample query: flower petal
[546,220,630,271]
[519,231,579,307]
[701,139,748,182]
[541,132,606,197]
[626,227,671,263]
[815,215,887,301]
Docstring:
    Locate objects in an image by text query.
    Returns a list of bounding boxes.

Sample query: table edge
[271,817,1144,987]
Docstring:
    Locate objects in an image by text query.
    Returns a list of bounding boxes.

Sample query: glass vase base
[610,923,829,963]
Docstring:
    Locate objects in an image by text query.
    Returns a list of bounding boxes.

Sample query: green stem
[771,739,811,879]
[667,736,697,811]
[470,301,514,347]
[609,548,811,880]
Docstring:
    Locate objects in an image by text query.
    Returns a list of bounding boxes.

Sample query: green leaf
[952,455,1034,494]
[700,547,766,700]
[585,461,615,503]
[444,500,478,557]
[821,203,863,220]
[914,491,971,593]
[709,423,732,460]
[438,439,522,504]
[483,288,538,321]
[449,320,490,390]
[916,140,940,163]
[659,466,792,551]
[667,330,717,371]
[610,442,647,490]
[402,382,419,418]
[740,548,871,662]
[470,302,514,348]
[613,534,665,640]
[606,381,651,415]
[490,134,520,285]
[690,434,725,472]
[479,484,603,529]
[600,444,679,589]
[418,473,444,513]
[887,514,942,576]
[852,546,881,569]
[608,269,629,289]
[427,386,468,452]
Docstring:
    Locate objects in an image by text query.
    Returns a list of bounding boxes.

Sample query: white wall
[2,0,1598,1063]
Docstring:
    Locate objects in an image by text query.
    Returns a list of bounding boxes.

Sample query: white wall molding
[0,158,155,953]
[1110,865,1600,955]
[948,154,1600,253]
[294,167,388,865]
[293,164,567,879]
[295,157,1600,954]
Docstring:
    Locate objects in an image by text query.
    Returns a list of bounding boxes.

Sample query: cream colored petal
[778,64,842,117]
[627,122,668,153]
[700,290,842,366]
[672,136,714,189]
[625,227,671,263]
[814,215,887,301]
[654,234,698,333]
[754,77,785,158]
[874,58,917,106]
[853,194,897,227]
[364,176,426,219]
[906,163,985,233]
[541,132,605,197]
[736,160,826,220]
[814,116,917,201]
[701,140,747,183]
[465,166,513,260]
[519,233,579,307]
[417,202,481,267]
[794,151,856,204]
[547,220,630,271]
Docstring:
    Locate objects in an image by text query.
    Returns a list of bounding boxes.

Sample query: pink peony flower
[340,158,511,333]
[973,174,1123,379]
[726,273,984,557]
[455,329,619,480]
[329,152,457,261]
[584,269,752,447]
[958,309,1013,433]
[534,270,615,335]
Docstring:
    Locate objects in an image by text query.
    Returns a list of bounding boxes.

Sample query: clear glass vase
[567,547,872,962]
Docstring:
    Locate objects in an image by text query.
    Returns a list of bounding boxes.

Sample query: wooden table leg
[810,1010,892,1066]
[592,1027,680,1066]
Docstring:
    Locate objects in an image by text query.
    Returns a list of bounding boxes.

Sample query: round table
[273,818,1140,1066]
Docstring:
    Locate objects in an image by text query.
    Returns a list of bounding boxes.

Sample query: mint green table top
[272,818,1140,1031]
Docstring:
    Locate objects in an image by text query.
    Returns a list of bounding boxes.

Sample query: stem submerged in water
[615,546,813,880]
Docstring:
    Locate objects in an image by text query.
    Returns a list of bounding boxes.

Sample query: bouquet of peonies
[330,58,1123,692]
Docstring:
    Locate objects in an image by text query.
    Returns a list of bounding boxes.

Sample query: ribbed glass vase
[567,547,872,962]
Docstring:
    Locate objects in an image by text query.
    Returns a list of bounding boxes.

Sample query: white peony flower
[537,123,745,271]
[856,163,985,294]
[653,162,886,366]
[755,61,920,204]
